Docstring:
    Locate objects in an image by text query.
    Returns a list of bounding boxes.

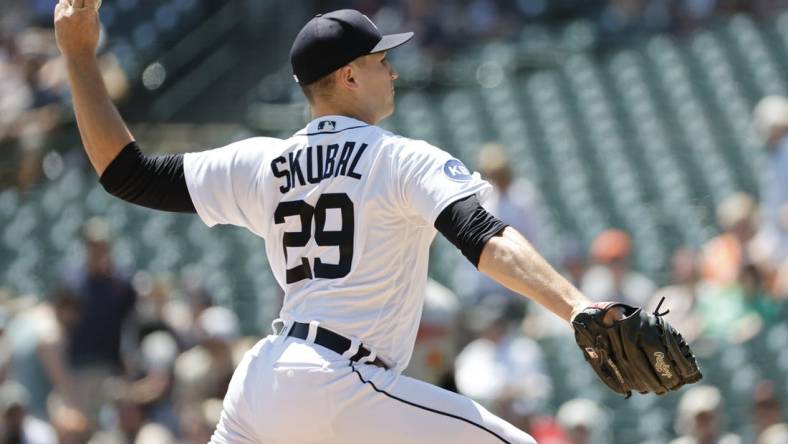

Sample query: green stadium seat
[518,24,557,57]
[560,20,598,51]
[2,203,38,252]
[396,91,441,144]
[727,15,787,97]
[48,205,85,253]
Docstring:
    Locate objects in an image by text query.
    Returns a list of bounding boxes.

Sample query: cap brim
[370,32,414,53]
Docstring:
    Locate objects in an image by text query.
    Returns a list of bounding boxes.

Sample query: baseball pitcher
[54,3,701,443]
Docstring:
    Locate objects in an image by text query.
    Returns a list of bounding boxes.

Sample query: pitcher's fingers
[54,1,67,19]
[73,0,85,9]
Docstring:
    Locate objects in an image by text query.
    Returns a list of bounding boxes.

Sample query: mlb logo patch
[318,120,336,131]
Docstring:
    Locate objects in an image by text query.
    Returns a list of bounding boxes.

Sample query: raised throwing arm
[54,0,133,176]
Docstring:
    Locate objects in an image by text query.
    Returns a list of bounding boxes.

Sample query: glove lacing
[652,295,697,376]
[653,296,670,317]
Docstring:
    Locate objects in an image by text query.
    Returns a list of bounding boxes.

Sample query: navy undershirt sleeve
[99,142,196,213]
[434,194,508,268]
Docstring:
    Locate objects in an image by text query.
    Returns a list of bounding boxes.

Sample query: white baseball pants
[209,332,536,444]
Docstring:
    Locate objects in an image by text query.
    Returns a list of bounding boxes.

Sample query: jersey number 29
[274,193,354,284]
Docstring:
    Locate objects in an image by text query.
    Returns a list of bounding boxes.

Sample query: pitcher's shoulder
[377,131,442,156]
[218,136,287,155]
[219,136,290,164]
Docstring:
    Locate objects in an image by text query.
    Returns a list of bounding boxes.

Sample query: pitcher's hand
[54,0,102,61]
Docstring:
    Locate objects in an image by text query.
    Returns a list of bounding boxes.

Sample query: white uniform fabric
[184,115,535,443]
[212,334,536,444]
[184,115,490,372]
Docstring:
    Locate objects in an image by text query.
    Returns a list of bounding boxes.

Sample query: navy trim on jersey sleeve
[434,194,508,268]
[99,142,196,213]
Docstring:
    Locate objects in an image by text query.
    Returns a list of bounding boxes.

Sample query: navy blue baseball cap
[290,9,414,86]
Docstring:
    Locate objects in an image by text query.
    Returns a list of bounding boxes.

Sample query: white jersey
[184,115,491,372]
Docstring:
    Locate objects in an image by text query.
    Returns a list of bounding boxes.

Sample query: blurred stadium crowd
[326,0,788,57]
[3,0,788,443]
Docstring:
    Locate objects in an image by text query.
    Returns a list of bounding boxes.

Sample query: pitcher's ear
[337,65,359,90]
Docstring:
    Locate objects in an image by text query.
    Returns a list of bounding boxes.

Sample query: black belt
[286,322,388,369]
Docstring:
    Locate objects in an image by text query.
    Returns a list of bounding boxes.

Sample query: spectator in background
[6,288,84,421]
[645,247,704,343]
[131,423,176,444]
[114,331,180,436]
[522,239,588,339]
[4,0,58,28]
[61,217,137,420]
[598,0,643,35]
[87,380,147,444]
[90,404,178,444]
[136,279,216,352]
[557,238,588,288]
[752,96,788,266]
[127,274,188,422]
[0,296,13,389]
[0,32,37,189]
[751,0,788,19]
[463,0,520,40]
[454,298,551,430]
[385,0,454,61]
[700,192,759,287]
[131,274,181,349]
[464,0,500,36]
[457,143,549,309]
[749,380,785,444]
[581,228,656,307]
[697,263,781,343]
[739,264,783,325]
[0,28,66,190]
[671,385,742,444]
[178,399,222,444]
[673,0,721,31]
[0,32,35,137]
[757,424,788,444]
[0,381,57,444]
[405,279,460,389]
[47,394,90,444]
[173,306,239,406]
[477,143,547,252]
[599,0,671,35]
[0,23,127,190]
[555,398,610,444]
